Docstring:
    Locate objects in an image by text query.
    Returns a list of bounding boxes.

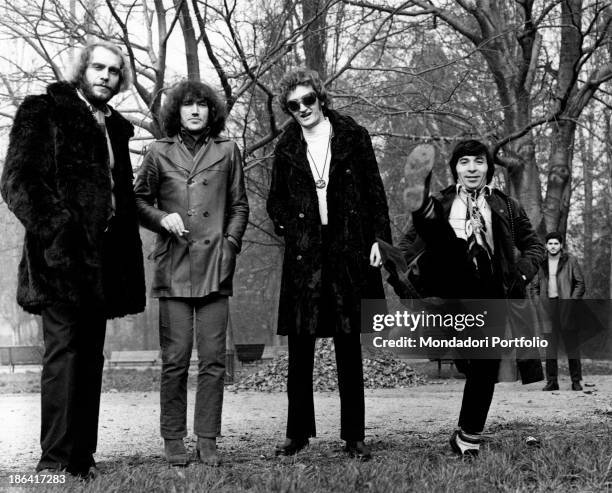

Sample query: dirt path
[1,375,610,474]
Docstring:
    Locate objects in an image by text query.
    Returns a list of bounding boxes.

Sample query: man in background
[532,232,585,391]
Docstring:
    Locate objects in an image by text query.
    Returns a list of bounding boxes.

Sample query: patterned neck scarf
[458,184,493,274]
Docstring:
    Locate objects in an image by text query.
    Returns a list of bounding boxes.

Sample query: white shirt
[302,118,332,225]
[548,256,559,297]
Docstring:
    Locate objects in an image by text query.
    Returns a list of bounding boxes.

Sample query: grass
[2,422,611,492]
[3,363,612,491]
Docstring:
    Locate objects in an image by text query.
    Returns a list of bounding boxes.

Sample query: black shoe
[275,438,309,456]
[164,438,188,466]
[82,466,101,481]
[571,381,583,391]
[37,467,68,480]
[67,465,100,482]
[449,430,479,458]
[542,381,559,391]
[197,437,221,467]
[344,441,372,461]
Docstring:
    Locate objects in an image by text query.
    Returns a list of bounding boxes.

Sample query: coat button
[202,179,208,185]
[298,213,304,218]
[296,255,302,260]
[204,239,210,245]
[345,169,352,174]
[188,179,194,185]
[187,209,194,216]
[203,211,209,217]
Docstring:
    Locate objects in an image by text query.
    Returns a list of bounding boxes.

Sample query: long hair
[278,68,331,115]
[161,80,226,137]
[69,41,131,93]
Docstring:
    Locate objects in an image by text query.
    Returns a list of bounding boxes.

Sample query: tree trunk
[581,115,594,295]
[543,120,576,234]
[302,0,327,77]
[542,0,582,234]
[175,0,200,81]
[507,133,543,232]
[606,115,612,299]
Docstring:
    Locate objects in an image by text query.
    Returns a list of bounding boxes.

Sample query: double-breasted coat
[267,110,392,336]
[134,135,249,298]
[1,82,145,319]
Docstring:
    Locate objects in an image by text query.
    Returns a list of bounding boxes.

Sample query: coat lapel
[327,111,352,177]
[276,122,315,176]
[48,82,105,149]
[161,136,192,175]
[190,138,226,178]
[437,186,456,219]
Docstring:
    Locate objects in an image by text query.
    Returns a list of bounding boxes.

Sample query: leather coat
[134,135,249,298]
[532,252,585,299]
[530,252,585,332]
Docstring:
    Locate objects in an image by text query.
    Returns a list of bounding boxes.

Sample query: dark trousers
[286,332,365,442]
[159,295,228,439]
[545,297,582,382]
[457,359,500,434]
[37,304,106,474]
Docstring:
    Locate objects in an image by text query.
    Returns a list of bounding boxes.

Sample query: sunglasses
[286,92,318,113]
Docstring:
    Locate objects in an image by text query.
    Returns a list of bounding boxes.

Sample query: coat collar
[542,251,568,274]
[437,184,509,224]
[156,134,227,177]
[46,81,134,139]
[274,109,363,175]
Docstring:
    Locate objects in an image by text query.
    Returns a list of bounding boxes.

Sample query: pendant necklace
[306,127,332,189]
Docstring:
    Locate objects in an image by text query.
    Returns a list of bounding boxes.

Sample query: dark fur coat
[267,110,392,336]
[1,82,145,318]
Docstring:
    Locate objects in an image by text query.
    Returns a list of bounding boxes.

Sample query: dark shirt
[180,128,208,157]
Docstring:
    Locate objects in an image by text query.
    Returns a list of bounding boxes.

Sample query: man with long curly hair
[134,80,249,466]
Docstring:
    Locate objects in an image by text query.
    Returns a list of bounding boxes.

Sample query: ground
[1,371,610,478]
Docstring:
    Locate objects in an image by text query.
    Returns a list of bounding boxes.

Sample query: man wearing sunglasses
[267,68,391,460]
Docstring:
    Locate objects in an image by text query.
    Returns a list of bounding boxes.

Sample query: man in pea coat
[134,80,248,466]
[1,42,145,478]
[267,68,391,460]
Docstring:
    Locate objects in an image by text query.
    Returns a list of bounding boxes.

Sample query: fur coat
[267,110,391,336]
[1,82,145,318]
